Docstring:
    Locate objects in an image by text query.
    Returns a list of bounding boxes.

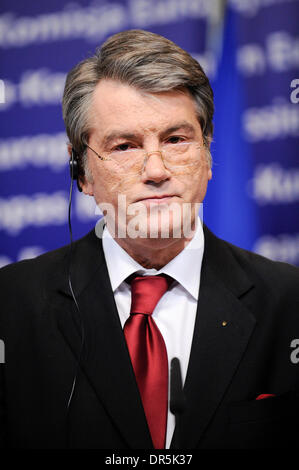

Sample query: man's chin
[114,217,195,241]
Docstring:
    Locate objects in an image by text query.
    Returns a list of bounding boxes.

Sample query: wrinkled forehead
[88,79,201,140]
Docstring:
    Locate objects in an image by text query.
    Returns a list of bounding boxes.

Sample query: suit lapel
[51,225,152,449]
[50,223,257,449]
[171,226,256,449]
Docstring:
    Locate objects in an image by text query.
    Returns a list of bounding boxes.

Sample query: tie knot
[130,275,171,315]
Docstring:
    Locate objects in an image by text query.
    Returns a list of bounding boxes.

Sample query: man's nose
[140,151,171,184]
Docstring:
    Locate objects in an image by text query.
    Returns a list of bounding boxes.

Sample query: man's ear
[205,135,213,180]
[67,144,94,195]
[67,143,72,158]
[81,178,94,196]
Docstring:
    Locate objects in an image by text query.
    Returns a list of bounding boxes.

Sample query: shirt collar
[102,218,204,300]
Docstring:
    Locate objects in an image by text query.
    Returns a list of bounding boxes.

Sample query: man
[0,29,298,450]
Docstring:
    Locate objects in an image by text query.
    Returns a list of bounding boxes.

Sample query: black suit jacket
[0,224,299,449]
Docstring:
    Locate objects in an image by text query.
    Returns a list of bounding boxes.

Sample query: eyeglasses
[84,140,204,175]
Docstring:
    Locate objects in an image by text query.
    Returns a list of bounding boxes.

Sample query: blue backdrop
[0,0,298,267]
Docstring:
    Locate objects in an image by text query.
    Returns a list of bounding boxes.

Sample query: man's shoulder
[204,225,299,291]
[0,229,103,328]
[226,237,298,282]
[0,229,98,286]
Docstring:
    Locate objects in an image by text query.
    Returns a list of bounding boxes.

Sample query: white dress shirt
[102,219,204,448]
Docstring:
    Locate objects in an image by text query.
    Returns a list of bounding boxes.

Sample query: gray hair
[62,29,214,178]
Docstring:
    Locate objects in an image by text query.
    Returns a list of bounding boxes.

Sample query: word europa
[104,454,193,466]
[0,191,68,235]
[290,339,299,364]
[0,132,67,171]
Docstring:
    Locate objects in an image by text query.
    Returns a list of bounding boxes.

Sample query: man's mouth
[136,195,178,205]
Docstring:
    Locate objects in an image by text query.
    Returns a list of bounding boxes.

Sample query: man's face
[83,79,212,243]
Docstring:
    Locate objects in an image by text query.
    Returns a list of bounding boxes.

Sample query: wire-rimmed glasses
[84,140,205,175]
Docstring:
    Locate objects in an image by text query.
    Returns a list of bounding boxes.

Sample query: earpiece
[66,146,85,422]
[69,149,82,192]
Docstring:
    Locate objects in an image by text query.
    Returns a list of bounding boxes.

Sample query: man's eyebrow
[102,131,141,147]
[159,122,196,138]
[101,122,196,147]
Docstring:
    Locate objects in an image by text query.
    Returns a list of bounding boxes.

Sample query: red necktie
[124,275,171,449]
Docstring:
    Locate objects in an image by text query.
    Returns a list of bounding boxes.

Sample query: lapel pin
[222,321,228,327]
